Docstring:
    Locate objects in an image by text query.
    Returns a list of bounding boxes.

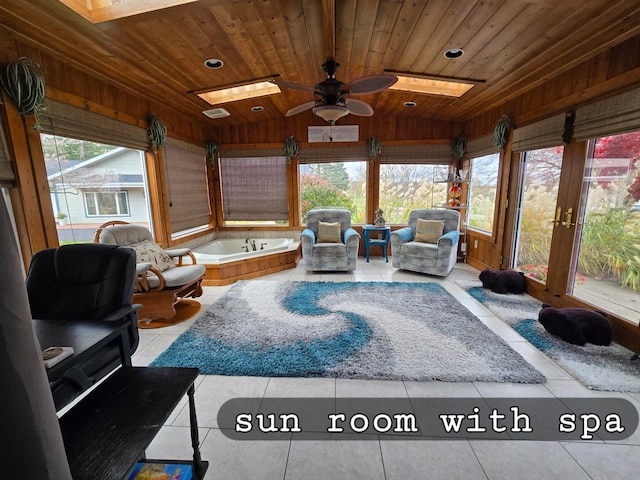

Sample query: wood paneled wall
[0,38,217,146]
[215,111,455,145]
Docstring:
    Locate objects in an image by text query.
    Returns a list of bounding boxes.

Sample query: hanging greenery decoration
[205,141,219,164]
[0,57,47,128]
[366,136,382,159]
[146,113,167,153]
[284,135,299,161]
[492,114,513,151]
[451,133,466,161]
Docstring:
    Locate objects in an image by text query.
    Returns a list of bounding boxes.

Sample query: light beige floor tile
[264,377,336,398]
[561,442,640,479]
[473,381,555,398]
[336,378,409,398]
[470,440,591,479]
[172,375,269,428]
[145,425,210,460]
[200,428,290,480]
[404,380,481,398]
[381,439,487,479]
[507,341,572,380]
[285,436,384,480]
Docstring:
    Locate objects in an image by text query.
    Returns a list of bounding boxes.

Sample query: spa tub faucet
[246,238,257,251]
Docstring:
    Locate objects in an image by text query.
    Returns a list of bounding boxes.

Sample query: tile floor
[134,259,640,480]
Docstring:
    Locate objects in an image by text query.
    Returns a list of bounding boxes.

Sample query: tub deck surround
[192,238,295,263]
[188,236,301,286]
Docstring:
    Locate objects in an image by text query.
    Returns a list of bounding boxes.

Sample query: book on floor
[126,462,193,480]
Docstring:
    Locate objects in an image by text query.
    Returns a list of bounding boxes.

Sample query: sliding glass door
[569,132,640,323]
[512,146,565,285]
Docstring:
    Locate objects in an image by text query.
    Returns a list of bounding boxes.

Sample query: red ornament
[448,184,462,198]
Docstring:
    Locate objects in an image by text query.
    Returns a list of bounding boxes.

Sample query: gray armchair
[301,208,360,271]
[391,209,460,277]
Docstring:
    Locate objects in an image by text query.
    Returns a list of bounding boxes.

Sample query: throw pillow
[414,218,445,244]
[317,221,342,243]
[129,240,175,272]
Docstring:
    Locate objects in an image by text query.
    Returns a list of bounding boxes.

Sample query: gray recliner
[301,208,360,271]
[391,209,460,277]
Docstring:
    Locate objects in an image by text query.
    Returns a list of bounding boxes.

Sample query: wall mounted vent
[203,108,230,119]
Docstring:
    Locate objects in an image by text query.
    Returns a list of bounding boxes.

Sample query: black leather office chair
[26,243,140,409]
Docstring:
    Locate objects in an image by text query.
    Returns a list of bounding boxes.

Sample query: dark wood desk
[59,366,208,480]
[34,318,134,382]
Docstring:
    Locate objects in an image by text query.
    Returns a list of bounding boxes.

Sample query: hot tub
[192,237,296,264]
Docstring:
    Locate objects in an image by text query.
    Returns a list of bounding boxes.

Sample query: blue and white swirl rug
[151,281,545,383]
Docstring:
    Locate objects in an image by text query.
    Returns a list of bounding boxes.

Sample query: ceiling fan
[271,60,397,124]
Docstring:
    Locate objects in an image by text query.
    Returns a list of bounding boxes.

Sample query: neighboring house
[48,147,149,225]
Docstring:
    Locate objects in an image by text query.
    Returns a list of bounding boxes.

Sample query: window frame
[466,152,501,236]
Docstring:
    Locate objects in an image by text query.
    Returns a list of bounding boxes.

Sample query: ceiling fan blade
[286,101,316,117]
[345,74,398,95]
[344,98,373,116]
[270,79,319,94]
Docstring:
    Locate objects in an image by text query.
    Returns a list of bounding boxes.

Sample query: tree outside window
[299,162,366,223]
[378,164,448,224]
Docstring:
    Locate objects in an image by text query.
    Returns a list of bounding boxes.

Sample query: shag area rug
[151,281,545,384]
[460,280,640,392]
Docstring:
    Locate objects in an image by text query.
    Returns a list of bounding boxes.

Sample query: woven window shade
[164,138,211,233]
[298,145,367,163]
[511,113,567,151]
[0,112,15,187]
[380,144,452,164]
[219,156,288,221]
[466,134,497,158]
[220,147,283,158]
[574,87,640,140]
[39,100,148,150]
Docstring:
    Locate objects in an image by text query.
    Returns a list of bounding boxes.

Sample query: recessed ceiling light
[403,101,417,107]
[204,58,224,69]
[444,49,464,59]
[251,106,264,112]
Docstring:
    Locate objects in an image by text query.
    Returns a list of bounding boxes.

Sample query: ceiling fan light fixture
[313,105,350,124]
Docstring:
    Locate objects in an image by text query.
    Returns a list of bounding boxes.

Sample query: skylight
[197,82,281,105]
[389,75,474,98]
[58,0,197,23]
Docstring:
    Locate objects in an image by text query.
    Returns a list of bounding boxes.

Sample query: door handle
[562,207,576,229]
[549,206,561,227]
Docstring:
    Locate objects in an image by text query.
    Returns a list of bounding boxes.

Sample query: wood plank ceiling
[1,0,640,128]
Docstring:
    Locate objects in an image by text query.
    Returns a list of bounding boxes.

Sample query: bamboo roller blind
[164,138,211,234]
[574,86,640,140]
[511,113,568,152]
[219,155,288,221]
